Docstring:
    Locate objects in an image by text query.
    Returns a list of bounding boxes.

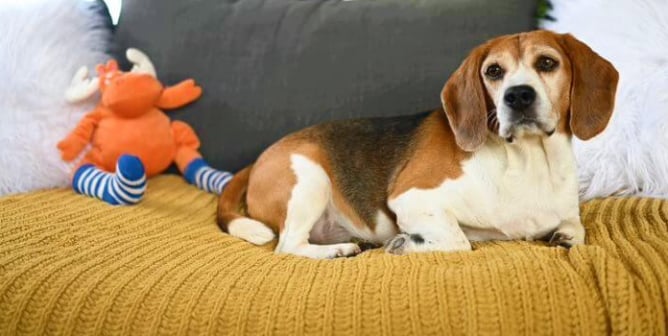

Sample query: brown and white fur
[217,30,619,259]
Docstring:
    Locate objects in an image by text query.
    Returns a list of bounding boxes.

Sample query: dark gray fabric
[114,0,537,171]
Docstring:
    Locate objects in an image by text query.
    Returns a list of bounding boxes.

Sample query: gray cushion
[114,0,537,171]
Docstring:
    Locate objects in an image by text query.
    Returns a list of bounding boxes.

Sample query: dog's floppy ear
[441,43,490,152]
[561,33,619,140]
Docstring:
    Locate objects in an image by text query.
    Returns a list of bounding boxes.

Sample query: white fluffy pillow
[543,0,668,200]
[0,0,111,196]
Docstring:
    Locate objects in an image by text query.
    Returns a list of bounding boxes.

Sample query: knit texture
[1,175,667,335]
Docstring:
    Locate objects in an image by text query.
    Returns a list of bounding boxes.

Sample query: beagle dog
[217,30,619,259]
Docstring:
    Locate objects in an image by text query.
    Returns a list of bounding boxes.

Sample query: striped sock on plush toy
[184,158,233,195]
[72,155,147,205]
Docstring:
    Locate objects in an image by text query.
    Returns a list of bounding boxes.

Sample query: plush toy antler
[65,48,201,112]
[126,48,156,77]
[58,48,230,206]
[65,66,100,102]
[65,48,158,103]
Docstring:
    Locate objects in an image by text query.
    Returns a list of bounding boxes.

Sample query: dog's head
[441,30,619,151]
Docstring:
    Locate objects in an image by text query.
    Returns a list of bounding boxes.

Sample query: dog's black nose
[504,85,536,111]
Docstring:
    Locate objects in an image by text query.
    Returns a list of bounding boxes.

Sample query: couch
[1,0,667,335]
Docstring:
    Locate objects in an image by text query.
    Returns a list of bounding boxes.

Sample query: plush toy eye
[536,56,558,72]
[485,64,504,80]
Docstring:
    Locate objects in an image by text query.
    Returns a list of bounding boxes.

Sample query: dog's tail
[217,165,275,245]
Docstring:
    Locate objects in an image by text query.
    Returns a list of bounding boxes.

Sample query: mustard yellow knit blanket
[1,175,667,335]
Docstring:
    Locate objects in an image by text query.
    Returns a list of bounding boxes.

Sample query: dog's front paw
[549,230,584,248]
[385,233,411,255]
[385,233,472,255]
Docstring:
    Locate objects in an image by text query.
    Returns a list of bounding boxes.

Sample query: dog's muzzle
[504,85,537,121]
[501,85,555,142]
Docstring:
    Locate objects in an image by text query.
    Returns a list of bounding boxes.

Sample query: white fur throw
[543,0,668,200]
[0,0,111,196]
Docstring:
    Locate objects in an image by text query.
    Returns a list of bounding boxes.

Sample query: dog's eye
[485,64,504,80]
[536,56,558,72]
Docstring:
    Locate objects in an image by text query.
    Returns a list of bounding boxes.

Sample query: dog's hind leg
[275,154,361,259]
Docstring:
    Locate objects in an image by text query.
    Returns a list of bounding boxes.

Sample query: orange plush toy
[58,48,232,205]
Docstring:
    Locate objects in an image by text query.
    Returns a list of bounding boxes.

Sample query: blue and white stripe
[72,156,146,205]
[183,158,233,195]
[195,166,233,194]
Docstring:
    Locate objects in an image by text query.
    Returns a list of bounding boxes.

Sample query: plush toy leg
[182,157,233,195]
[72,154,147,205]
[174,145,232,195]
[172,120,233,195]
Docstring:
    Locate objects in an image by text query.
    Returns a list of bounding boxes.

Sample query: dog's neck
[483,132,577,186]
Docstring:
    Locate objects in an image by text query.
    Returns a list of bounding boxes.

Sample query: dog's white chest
[432,134,580,241]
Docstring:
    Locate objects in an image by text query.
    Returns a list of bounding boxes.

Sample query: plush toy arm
[156,79,202,110]
[57,110,102,162]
